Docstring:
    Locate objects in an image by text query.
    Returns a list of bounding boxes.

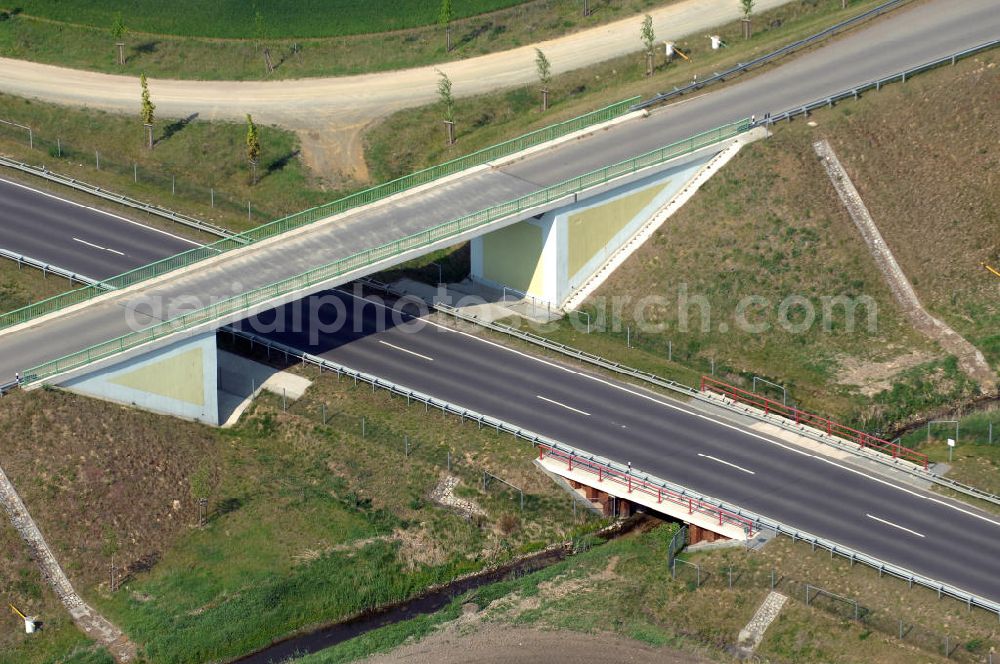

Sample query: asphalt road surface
[0,0,996,382]
[0,177,199,280]
[243,288,1000,604]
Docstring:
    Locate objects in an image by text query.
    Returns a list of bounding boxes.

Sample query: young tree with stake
[740,0,755,39]
[439,0,454,52]
[535,48,552,111]
[641,14,656,77]
[111,12,127,66]
[437,70,456,145]
[246,114,261,185]
[139,73,155,149]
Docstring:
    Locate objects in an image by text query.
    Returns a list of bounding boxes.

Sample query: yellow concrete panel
[481,221,545,294]
[109,347,206,406]
[567,180,669,277]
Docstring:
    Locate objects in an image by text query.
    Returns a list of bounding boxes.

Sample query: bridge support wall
[470,150,716,307]
[58,332,220,425]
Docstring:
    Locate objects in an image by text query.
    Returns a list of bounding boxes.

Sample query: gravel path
[814,139,997,392]
[0,0,788,176]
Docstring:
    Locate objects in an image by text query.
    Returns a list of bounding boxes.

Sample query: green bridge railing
[0,96,640,331]
[22,119,749,383]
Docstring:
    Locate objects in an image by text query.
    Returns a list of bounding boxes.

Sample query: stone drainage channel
[232,517,646,664]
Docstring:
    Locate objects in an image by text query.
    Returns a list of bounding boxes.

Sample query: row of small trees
[136,77,262,184]
[433,2,759,146]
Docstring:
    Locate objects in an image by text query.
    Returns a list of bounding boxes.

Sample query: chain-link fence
[0,118,276,221]
[670,555,999,662]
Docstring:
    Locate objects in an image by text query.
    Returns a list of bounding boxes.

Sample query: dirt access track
[0,0,789,179]
[361,624,706,664]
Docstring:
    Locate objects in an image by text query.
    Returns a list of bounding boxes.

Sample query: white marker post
[947,438,956,463]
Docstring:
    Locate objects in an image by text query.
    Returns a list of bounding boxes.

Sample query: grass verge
[365,0,894,181]
[0,258,80,314]
[0,93,332,233]
[0,356,596,662]
[289,524,999,663]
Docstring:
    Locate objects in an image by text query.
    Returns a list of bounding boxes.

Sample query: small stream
[232,517,645,664]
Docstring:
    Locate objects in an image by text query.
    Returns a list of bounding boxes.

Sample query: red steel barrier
[538,443,755,537]
[700,376,928,469]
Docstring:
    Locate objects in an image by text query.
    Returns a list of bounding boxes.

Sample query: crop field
[15,0,531,38]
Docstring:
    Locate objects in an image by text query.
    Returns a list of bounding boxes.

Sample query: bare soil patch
[361,624,702,664]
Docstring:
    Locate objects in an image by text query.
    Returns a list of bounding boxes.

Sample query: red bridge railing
[538,443,755,537]
[700,376,928,469]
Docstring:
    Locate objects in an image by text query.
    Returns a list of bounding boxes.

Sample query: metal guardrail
[634,0,908,111]
[0,248,109,289]
[0,98,641,333]
[223,324,1000,622]
[18,121,750,382]
[764,39,1000,125]
[702,375,929,468]
[429,302,1000,509]
[0,379,17,396]
[0,155,236,240]
[538,443,756,535]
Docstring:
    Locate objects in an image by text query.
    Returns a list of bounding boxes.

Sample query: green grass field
[0,358,594,662]
[15,0,530,38]
[292,524,999,663]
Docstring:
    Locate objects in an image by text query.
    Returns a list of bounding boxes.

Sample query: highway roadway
[0,177,198,280]
[245,288,1000,603]
[0,0,997,382]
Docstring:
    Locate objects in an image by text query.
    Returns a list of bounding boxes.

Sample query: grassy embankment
[0,519,112,664]
[0,0,891,310]
[0,0,674,80]
[414,47,997,433]
[290,523,1000,663]
[0,259,81,314]
[365,0,889,181]
[0,93,332,232]
[0,361,595,663]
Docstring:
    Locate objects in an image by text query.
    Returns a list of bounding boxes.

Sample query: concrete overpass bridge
[0,0,995,422]
[0,0,997,626]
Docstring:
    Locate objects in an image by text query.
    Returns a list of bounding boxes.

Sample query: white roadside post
[948,438,956,463]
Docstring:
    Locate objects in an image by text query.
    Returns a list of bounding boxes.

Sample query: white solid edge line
[377,339,433,361]
[866,513,925,538]
[337,288,1000,531]
[697,452,755,475]
[0,175,202,246]
[73,237,124,256]
[537,394,591,416]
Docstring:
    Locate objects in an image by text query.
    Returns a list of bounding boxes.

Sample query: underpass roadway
[0,0,997,382]
[236,287,1000,607]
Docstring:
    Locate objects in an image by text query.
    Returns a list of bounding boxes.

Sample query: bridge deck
[0,0,996,381]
